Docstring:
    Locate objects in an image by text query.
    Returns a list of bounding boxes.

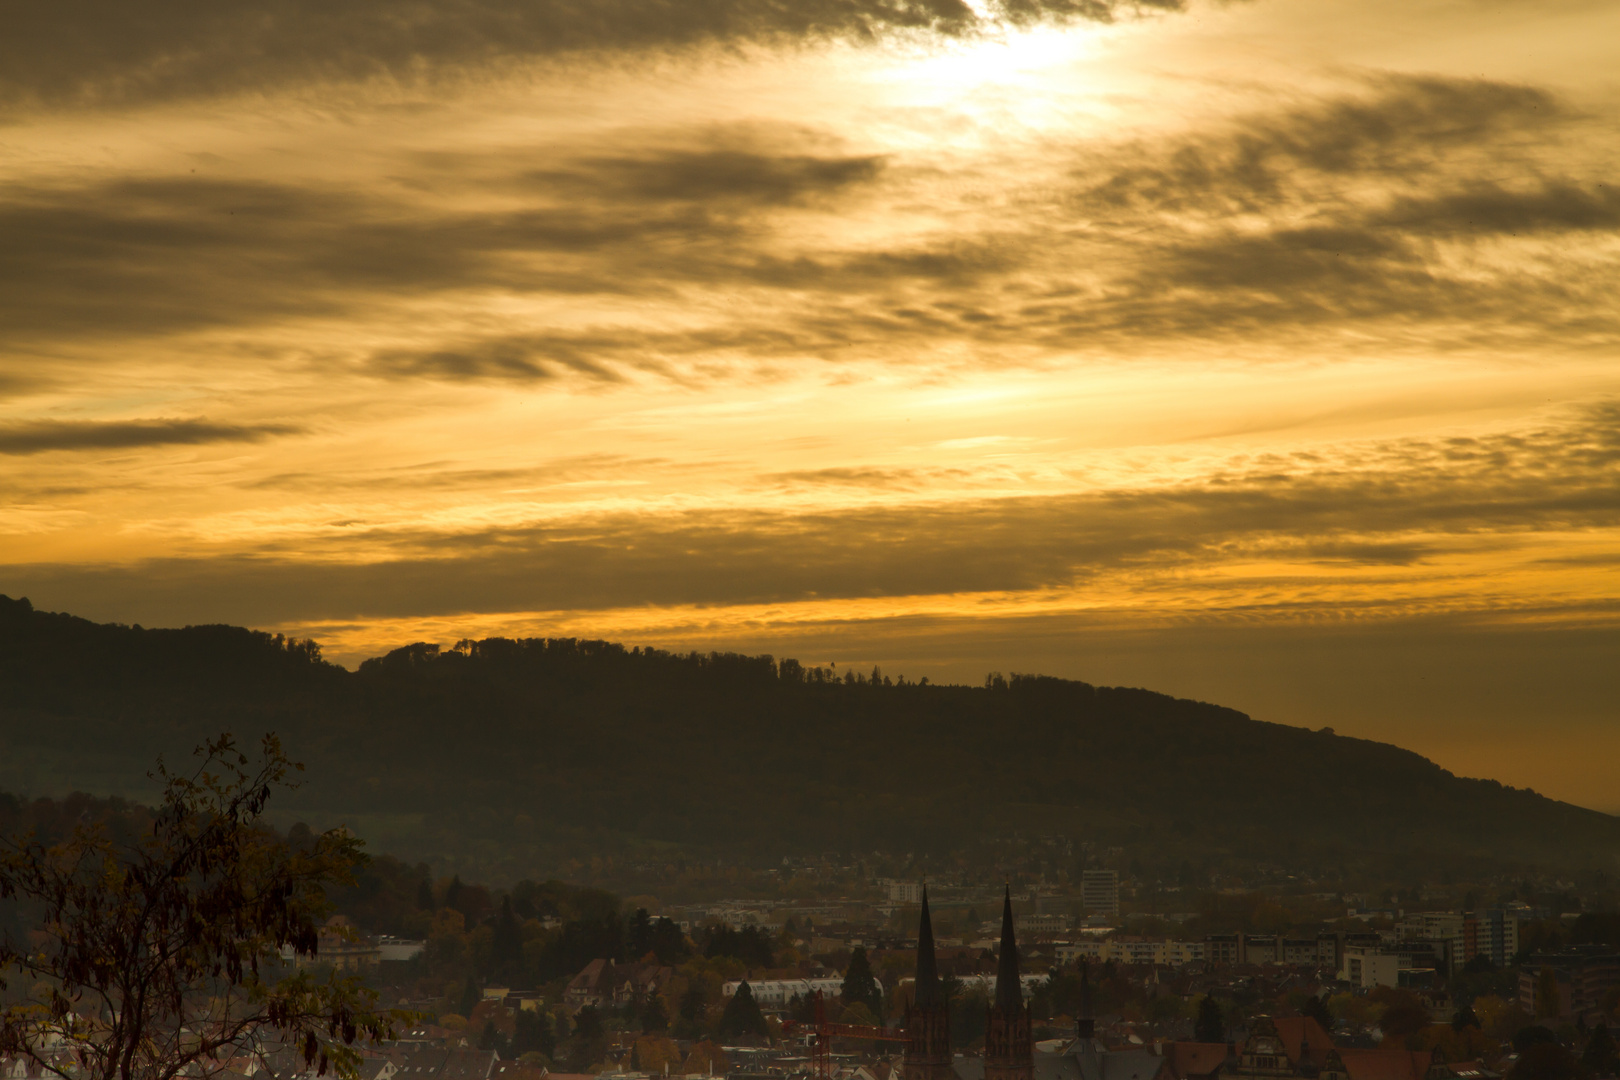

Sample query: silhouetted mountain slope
[1,594,1614,882]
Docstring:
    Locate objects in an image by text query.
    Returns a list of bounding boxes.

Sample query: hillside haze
[1,594,1614,885]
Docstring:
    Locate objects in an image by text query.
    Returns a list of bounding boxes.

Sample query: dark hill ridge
[1,593,1614,883]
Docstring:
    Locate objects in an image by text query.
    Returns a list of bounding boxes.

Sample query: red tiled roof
[1338,1048,1433,1080]
[1272,1018,1334,1063]
[1164,1043,1230,1080]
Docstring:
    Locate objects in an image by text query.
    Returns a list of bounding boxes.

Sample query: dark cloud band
[0,418,303,455]
[4,402,1615,620]
[4,77,1614,374]
[0,0,1175,109]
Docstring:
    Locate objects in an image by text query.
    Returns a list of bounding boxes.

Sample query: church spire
[915,885,942,1007]
[995,885,1022,1013]
[902,884,952,1080]
[984,886,1033,1080]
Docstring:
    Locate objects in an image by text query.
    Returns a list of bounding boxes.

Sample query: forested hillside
[1,594,1614,884]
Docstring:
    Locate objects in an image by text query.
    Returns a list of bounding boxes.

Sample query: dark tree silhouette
[649,916,692,965]
[719,983,768,1040]
[0,734,395,1080]
[842,946,884,1018]
[675,986,707,1039]
[513,1009,555,1058]
[1196,996,1225,1044]
[1303,995,1334,1034]
[1584,1024,1617,1077]
[458,980,481,1018]
[629,908,653,959]
[1510,1043,1580,1080]
[490,897,523,981]
[564,1006,608,1071]
[704,924,773,968]
[641,996,669,1033]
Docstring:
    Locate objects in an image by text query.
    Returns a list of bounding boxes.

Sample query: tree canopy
[718,982,768,1040]
[0,734,395,1080]
[842,946,885,1019]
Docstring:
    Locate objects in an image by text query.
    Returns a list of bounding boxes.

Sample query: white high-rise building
[888,880,923,904]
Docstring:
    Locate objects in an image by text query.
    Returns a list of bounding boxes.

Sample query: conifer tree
[491,897,523,981]
[1303,994,1333,1034]
[629,908,654,959]
[842,946,885,1019]
[718,983,768,1040]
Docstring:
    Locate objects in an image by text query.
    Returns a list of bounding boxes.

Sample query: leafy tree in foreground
[1584,1024,1617,1077]
[0,734,395,1080]
[1509,1042,1580,1080]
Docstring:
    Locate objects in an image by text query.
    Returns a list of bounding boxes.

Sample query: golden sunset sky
[2,0,1617,806]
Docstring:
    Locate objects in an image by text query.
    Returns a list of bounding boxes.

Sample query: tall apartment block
[1081,870,1120,917]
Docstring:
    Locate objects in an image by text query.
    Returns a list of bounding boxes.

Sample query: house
[1162,1015,1338,1080]
[565,960,676,1011]
[489,1063,549,1080]
[391,1048,498,1080]
[1518,952,1620,1022]
[315,916,383,971]
[1334,1048,1437,1080]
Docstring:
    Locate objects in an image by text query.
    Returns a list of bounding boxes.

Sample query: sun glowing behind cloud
[2,0,1619,807]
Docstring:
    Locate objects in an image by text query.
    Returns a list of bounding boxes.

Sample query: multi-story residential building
[1205,933,1241,965]
[1401,912,1465,972]
[1056,940,1105,963]
[1056,937,1205,966]
[1107,936,1166,965]
[1463,909,1520,968]
[721,976,849,1007]
[888,881,924,904]
[1082,871,1120,917]
[1519,951,1620,1021]
[1021,913,1071,937]
[1162,940,1207,965]
[1281,939,1318,965]
[1243,935,1279,964]
[1341,946,1407,989]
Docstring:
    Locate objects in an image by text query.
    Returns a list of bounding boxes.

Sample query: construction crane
[780,991,906,1080]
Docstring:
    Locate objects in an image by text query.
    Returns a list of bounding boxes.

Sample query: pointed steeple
[995,885,1022,1013]
[903,886,953,1080]
[984,885,1033,1080]
[915,885,942,1007]
[1076,961,1095,1040]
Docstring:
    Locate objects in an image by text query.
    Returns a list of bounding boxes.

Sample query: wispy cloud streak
[0,418,303,455]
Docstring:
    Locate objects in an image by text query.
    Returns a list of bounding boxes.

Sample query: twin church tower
[903,886,1033,1080]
